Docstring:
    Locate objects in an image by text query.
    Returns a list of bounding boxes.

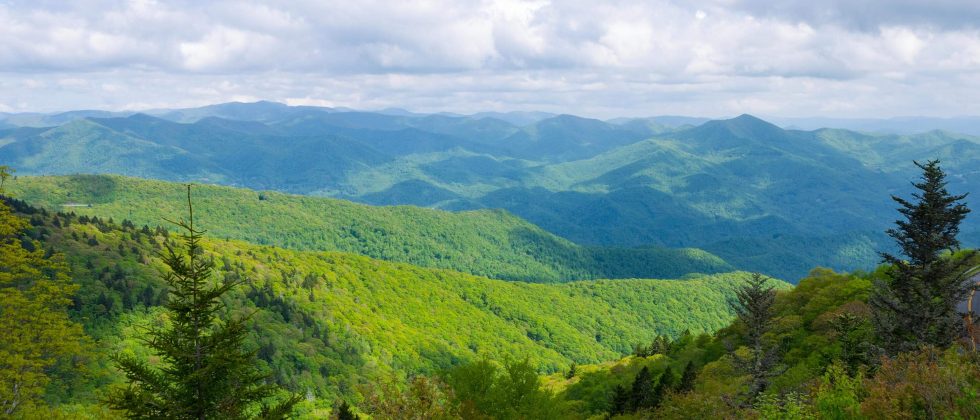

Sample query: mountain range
[3,101,979,281]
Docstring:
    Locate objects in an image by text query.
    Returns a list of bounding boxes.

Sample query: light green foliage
[756,392,814,420]
[445,357,564,420]
[0,165,12,192]
[1,197,774,412]
[0,199,87,416]
[9,174,732,283]
[105,188,299,418]
[361,376,458,420]
[813,362,865,419]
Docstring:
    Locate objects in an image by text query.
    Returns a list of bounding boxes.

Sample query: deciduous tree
[0,198,86,416]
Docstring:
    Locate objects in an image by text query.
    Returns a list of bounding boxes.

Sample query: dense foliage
[8,174,732,283]
[0,187,86,417]
[105,188,299,418]
[372,266,977,419]
[0,195,769,416]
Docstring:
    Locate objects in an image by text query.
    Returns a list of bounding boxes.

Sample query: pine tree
[334,400,358,420]
[610,384,630,415]
[628,366,656,411]
[650,366,676,408]
[731,273,780,402]
[871,160,976,354]
[106,185,299,419]
[677,361,697,393]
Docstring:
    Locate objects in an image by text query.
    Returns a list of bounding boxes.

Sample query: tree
[565,363,577,379]
[730,273,780,402]
[871,160,976,354]
[361,376,457,420]
[0,165,12,193]
[105,186,299,418]
[334,400,358,420]
[610,384,630,415]
[830,312,872,374]
[445,357,562,420]
[650,366,676,408]
[628,366,656,411]
[677,361,697,393]
[0,198,86,416]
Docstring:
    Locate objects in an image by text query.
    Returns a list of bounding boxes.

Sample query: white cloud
[0,0,977,118]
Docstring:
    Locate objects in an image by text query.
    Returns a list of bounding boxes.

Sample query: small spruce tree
[871,160,976,354]
[105,185,299,418]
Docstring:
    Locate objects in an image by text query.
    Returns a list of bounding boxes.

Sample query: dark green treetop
[872,160,976,354]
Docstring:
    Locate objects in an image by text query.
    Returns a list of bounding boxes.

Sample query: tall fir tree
[105,185,299,419]
[871,160,976,354]
[731,273,780,403]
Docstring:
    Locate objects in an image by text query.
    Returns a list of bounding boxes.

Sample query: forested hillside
[0,194,778,415]
[3,103,980,280]
[8,174,732,283]
[346,160,979,419]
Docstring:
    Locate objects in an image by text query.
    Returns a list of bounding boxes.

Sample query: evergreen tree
[731,273,780,402]
[105,186,299,419]
[610,384,630,415]
[650,366,676,409]
[334,400,358,420]
[565,362,577,379]
[871,160,976,354]
[830,312,872,374]
[628,366,656,411]
[677,361,697,393]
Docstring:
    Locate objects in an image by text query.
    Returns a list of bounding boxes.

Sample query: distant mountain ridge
[2,101,979,280]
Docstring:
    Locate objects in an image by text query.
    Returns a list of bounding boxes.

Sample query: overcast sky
[1,0,979,118]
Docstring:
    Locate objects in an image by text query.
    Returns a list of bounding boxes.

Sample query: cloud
[716,0,980,31]
[0,0,978,118]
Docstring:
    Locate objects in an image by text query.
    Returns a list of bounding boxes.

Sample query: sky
[1,0,979,118]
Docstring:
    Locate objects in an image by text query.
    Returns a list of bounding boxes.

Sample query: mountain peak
[710,114,783,136]
[673,113,789,147]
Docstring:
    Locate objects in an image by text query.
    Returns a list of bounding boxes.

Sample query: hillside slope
[0,196,783,412]
[6,103,979,281]
[8,175,732,283]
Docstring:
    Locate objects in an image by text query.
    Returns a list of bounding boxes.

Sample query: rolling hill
[7,174,732,283]
[0,195,785,413]
[3,102,980,280]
